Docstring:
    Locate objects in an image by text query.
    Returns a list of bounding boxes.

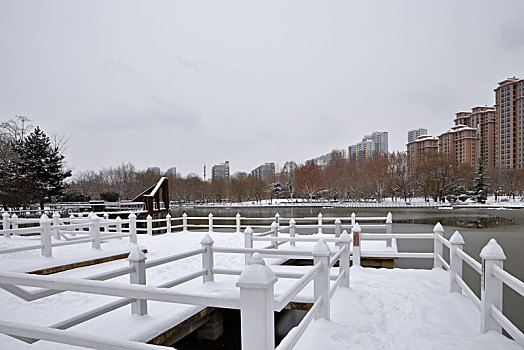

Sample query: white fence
[0,211,523,349]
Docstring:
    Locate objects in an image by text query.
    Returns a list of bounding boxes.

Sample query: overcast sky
[1,0,523,177]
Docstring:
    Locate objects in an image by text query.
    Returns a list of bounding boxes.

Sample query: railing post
[40,214,52,257]
[51,211,60,240]
[236,213,241,233]
[201,234,214,282]
[128,247,148,316]
[275,212,280,234]
[352,222,361,266]
[480,239,506,334]
[289,218,296,247]
[433,222,444,269]
[128,213,137,243]
[243,226,253,264]
[165,213,172,233]
[386,212,393,248]
[11,213,18,236]
[146,214,153,236]
[69,214,77,236]
[89,214,101,249]
[208,213,213,233]
[270,221,278,249]
[313,238,331,320]
[114,216,122,239]
[334,218,341,238]
[103,212,109,233]
[340,230,351,288]
[317,213,323,234]
[449,231,465,294]
[182,213,188,232]
[236,254,277,350]
[3,212,10,238]
[351,212,356,226]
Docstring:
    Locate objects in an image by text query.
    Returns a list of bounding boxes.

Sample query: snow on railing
[0,212,137,256]
[434,226,524,347]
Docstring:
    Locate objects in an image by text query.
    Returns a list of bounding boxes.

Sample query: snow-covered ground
[0,231,520,349]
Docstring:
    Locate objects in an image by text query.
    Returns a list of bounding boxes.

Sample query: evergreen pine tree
[469,159,489,204]
[14,127,72,208]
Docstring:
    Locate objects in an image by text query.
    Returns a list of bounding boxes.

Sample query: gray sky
[1,0,523,177]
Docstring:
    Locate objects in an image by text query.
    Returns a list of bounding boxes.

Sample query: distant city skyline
[1,1,523,176]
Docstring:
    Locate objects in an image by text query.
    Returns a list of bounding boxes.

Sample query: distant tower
[203,164,206,181]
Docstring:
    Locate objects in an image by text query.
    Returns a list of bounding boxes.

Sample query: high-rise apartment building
[348,131,388,159]
[166,167,177,177]
[251,162,275,183]
[494,77,524,170]
[406,135,438,178]
[438,125,478,168]
[407,128,428,143]
[212,161,230,181]
[453,106,496,170]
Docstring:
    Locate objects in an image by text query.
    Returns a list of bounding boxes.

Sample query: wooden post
[433,222,444,269]
[208,213,213,233]
[351,212,356,226]
[236,254,277,350]
[340,230,351,288]
[2,212,10,238]
[270,221,278,249]
[243,226,253,264]
[386,212,392,248]
[275,212,280,235]
[128,213,137,244]
[69,214,77,237]
[165,213,172,234]
[89,214,101,249]
[236,213,241,233]
[40,214,52,257]
[128,247,148,316]
[317,213,323,234]
[313,238,331,320]
[480,239,506,334]
[51,212,60,240]
[289,218,296,247]
[352,222,361,266]
[449,231,465,293]
[146,215,153,236]
[115,216,122,239]
[103,212,109,233]
[182,213,188,231]
[201,234,214,282]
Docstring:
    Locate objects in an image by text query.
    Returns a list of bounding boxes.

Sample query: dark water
[170,206,524,345]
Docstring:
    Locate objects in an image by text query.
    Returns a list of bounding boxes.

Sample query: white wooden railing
[1,211,523,349]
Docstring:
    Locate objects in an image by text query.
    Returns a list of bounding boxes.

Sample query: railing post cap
[271,221,277,228]
[166,213,171,218]
[289,218,296,225]
[208,213,213,218]
[449,231,465,245]
[2,212,10,218]
[201,233,214,245]
[146,214,152,219]
[236,212,241,217]
[116,216,122,221]
[275,212,280,217]
[433,222,444,233]
[480,239,506,260]
[91,214,100,221]
[352,222,361,233]
[128,247,147,262]
[103,212,109,218]
[128,212,136,219]
[334,218,341,224]
[69,214,75,218]
[237,260,277,289]
[386,212,392,224]
[11,213,18,219]
[318,212,323,218]
[340,230,351,243]
[249,252,265,265]
[244,226,253,235]
[39,214,50,224]
[351,212,356,217]
[182,212,187,217]
[313,238,331,254]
